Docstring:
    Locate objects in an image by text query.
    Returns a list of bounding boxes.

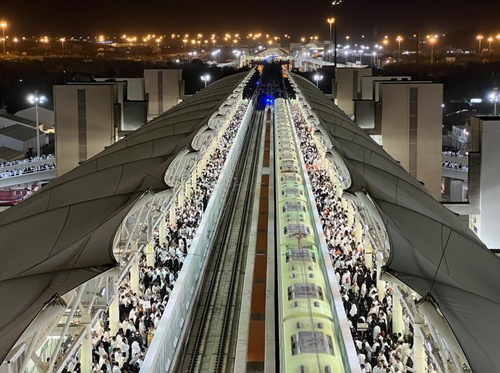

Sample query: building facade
[54,84,120,176]
[144,69,183,120]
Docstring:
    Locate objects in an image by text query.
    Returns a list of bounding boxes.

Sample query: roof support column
[364,241,373,270]
[413,325,427,373]
[354,215,363,247]
[48,284,86,372]
[376,256,386,301]
[185,178,191,200]
[130,244,140,295]
[177,187,185,212]
[109,289,120,336]
[146,241,155,267]
[80,318,92,373]
[347,201,355,227]
[392,288,404,335]
[18,329,40,373]
[169,201,176,229]
[158,212,166,247]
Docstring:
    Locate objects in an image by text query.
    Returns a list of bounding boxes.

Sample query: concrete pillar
[146,242,155,267]
[169,201,176,228]
[355,218,363,246]
[365,241,373,270]
[192,167,197,190]
[177,187,185,207]
[376,258,386,301]
[392,289,404,335]
[158,213,166,246]
[347,202,355,227]
[80,318,92,372]
[130,252,140,295]
[413,327,427,373]
[185,178,191,200]
[109,292,120,335]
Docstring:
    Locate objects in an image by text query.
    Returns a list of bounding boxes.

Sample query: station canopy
[0,71,250,363]
[291,73,500,373]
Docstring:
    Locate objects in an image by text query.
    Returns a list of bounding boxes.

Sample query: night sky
[2,0,499,39]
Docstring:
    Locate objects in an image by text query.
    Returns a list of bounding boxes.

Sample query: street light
[327,18,335,63]
[201,74,210,88]
[0,21,6,55]
[477,35,483,55]
[490,87,499,116]
[427,35,436,63]
[313,74,323,87]
[488,37,493,53]
[27,92,46,158]
[396,35,403,61]
[12,37,18,53]
[60,37,65,56]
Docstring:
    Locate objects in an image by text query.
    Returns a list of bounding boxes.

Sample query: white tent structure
[0,71,251,364]
[290,73,500,373]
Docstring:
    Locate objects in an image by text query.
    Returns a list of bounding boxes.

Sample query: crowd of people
[0,162,55,179]
[291,104,415,373]
[0,153,55,168]
[442,150,467,159]
[441,161,468,171]
[82,103,248,373]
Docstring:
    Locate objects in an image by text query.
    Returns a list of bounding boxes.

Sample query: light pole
[28,92,46,158]
[397,36,403,62]
[60,37,65,56]
[427,36,436,63]
[477,35,483,55]
[13,37,18,53]
[327,18,335,63]
[1,21,7,55]
[201,74,210,88]
[490,87,499,116]
[313,74,323,87]
[488,37,493,54]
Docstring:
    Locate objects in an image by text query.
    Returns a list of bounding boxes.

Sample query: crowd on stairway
[291,103,414,373]
[0,162,55,179]
[82,103,248,373]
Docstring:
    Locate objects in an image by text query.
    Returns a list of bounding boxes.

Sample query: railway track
[179,107,265,373]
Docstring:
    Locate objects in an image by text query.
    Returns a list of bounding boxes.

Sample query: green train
[274,98,345,373]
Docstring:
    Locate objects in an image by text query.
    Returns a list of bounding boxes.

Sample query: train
[274,97,345,373]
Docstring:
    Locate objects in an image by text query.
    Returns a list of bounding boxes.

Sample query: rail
[182,108,262,373]
[139,96,254,373]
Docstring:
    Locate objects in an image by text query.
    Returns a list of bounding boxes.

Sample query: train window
[284,224,310,237]
[290,266,295,271]
[308,266,314,271]
[317,322,324,329]
[291,332,334,355]
[291,274,296,278]
[300,366,306,373]
[309,274,315,279]
[282,188,302,197]
[280,164,298,173]
[283,202,306,213]
[286,250,316,262]
[296,322,301,329]
[288,284,324,300]
[280,152,295,161]
[281,174,300,183]
[325,367,333,373]
[314,301,320,307]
